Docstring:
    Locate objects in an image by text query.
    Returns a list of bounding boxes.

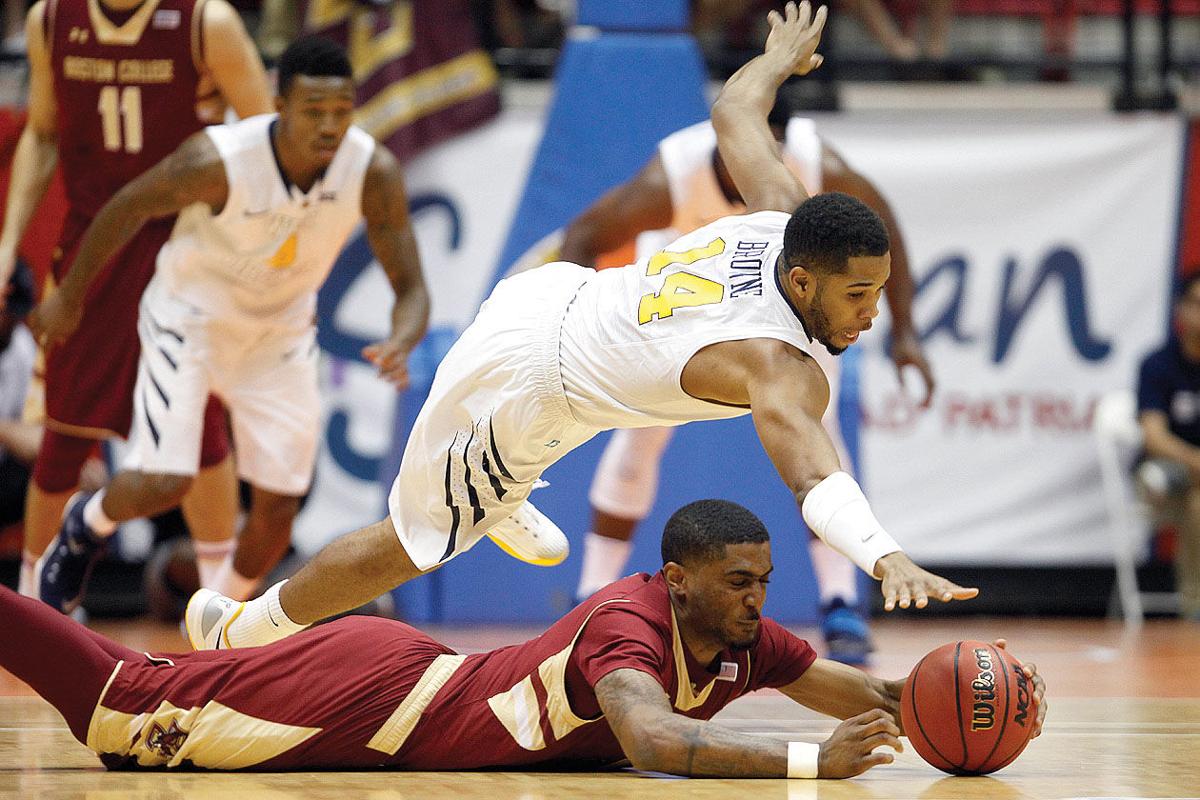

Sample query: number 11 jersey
[49,0,205,217]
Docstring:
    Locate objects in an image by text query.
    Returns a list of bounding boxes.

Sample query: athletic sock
[211,555,259,602]
[226,580,306,647]
[18,550,38,597]
[82,490,118,537]
[810,538,858,607]
[193,539,237,592]
[575,532,633,601]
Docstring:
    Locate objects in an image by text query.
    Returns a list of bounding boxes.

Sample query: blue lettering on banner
[910,246,1110,365]
[993,247,1111,364]
[314,193,463,482]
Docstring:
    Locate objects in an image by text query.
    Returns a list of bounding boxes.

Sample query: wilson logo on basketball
[970,646,996,731]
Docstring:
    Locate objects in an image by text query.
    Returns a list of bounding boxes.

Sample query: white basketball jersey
[635,117,823,258]
[559,210,817,430]
[154,114,375,328]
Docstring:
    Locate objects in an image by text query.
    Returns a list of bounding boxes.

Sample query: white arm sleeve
[800,471,902,577]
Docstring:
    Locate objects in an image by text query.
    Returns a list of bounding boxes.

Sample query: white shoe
[486,501,569,566]
[184,588,245,650]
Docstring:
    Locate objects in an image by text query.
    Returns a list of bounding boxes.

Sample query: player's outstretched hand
[764,1,827,76]
[993,639,1048,738]
[363,337,413,389]
[875,552,979,611]
[818,708,903,778]
[891,330,936,409]
[28,291,84,351]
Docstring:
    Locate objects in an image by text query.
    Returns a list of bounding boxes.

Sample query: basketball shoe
[820,597,874,666]
[37,492,107,613]
[486,501,569,566]
[184,588,244,650]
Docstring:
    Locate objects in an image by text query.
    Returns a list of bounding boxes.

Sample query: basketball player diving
[184,0,979,653]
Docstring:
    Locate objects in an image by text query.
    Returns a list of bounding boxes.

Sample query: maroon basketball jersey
[48,0,205,216]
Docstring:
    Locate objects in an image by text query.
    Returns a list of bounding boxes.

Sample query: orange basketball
[900,640,1038,775]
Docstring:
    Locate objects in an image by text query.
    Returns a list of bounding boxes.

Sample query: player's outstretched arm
[28,133,229,347]
[0,1,57,304]
[711,1,825,215]
[821,144,935,406]
[360,146,430,389]
[782,658,905,727]
[595,668,900,778]
[559,156,674,268]
[681,336,977,609]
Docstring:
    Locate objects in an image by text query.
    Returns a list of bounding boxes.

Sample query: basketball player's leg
[188,516,420,649]
[576,425,674,601]
[181,396,240,594]
[38,327,210,611]
[0,585,138,742]
[21,430,95,596]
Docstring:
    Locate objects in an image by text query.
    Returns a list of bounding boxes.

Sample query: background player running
[30,37,430,614]
[0,0,274,604]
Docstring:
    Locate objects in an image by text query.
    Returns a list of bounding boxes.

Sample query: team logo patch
[152,9,181,29]
[146,719,189,759]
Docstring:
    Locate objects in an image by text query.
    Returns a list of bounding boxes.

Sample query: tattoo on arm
[595,669,789,778]
[362,147,429,346]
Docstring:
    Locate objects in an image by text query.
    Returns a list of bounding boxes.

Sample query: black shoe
[37,492,107,613]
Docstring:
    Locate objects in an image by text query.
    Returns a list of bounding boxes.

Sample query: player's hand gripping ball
[900,640,1040,775]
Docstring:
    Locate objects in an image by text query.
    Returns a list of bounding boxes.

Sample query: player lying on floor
[0,499,1047,777]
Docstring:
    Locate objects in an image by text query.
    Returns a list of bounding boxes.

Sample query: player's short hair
[783,192,890,274]
[661,500,770,567]
[277,36,353,97]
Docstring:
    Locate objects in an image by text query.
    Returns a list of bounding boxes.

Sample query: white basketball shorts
[124,281,320,496]
[388,263,600,571]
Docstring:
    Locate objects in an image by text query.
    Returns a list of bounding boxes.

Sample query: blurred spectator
[1135,272,1200,621]
[844,0,953,62]
[0,261,36,527]
[2,0,24,55]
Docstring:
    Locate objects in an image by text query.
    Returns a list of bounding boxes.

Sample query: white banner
[813,112,1186,564]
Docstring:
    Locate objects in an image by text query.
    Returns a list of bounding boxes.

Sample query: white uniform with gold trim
[388,211,818,569]
[591,117,850,519]
[125,113,374,494]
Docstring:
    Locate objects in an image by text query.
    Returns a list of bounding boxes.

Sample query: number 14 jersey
[559,210,818,430]
[49,0,205,217]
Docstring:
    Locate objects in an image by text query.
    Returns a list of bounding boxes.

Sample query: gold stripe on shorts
[366,654,467,756]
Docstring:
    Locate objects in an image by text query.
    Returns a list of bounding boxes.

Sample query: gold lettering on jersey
[63,57,174,84]
[117,59,174,84]
[63,56,116,83]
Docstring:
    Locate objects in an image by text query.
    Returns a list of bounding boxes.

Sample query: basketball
[901,641,1038,775]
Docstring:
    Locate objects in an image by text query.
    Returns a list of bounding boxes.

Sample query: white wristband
[801,471,902,577]
[787,741,820,779]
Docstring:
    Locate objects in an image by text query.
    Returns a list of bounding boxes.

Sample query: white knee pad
[588,426,675,519]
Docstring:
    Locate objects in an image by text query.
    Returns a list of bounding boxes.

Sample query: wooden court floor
[3,616,1199,799]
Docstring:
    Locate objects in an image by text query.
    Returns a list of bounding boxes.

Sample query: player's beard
[808,286,848,356]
